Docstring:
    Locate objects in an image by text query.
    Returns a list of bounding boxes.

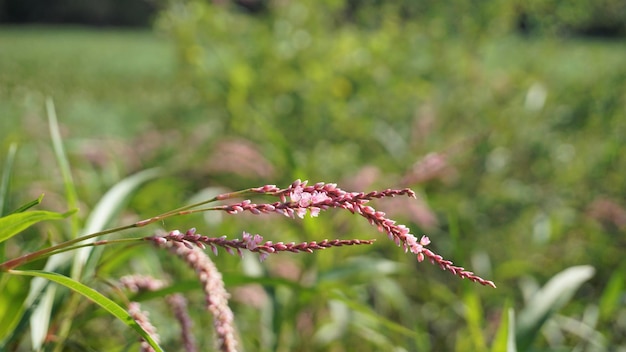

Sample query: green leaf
[47,97,80,237]
[329,289,417,338]
[0,274,29,346]
[0,143,18,216]
[463,289,486,351]
[11,194,45,214]
[0,143,19,264]
[506,309,517,352]
[8,270,163,352]
[72,167,161,279]
[516,265,595,349]
[491,304,517,352]
[0,209,77,244]
[599,264,625,322]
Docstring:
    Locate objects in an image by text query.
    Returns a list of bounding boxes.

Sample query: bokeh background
[1,0,625,351]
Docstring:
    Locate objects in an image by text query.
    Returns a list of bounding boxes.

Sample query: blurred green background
[1,0,625,351]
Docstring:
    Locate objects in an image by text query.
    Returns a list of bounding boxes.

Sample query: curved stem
[0,187,263,271]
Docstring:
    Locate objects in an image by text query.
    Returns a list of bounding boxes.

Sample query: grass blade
[72,167,160,279]
[0,209,77,244]
[0,274,30,347]
[47,97,80,237]
[10,194,45,214]
[490,303,517,352]
[0,143,18,216]
[516,265,595,349]
[463,289,487,351]
[9,269,164,352]
[507,309,516,352]
[0,143,19,264]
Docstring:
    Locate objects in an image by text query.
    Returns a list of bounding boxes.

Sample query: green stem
[41,238,146,261]
[0,223,136,271]
[0,187,261,271]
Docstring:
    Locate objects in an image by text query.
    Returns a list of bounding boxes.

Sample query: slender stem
[44,238,146,260]
[0,188,262,271]
[0,223,136,271]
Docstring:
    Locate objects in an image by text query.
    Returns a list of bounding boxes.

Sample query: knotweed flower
[127,302,160,352]
[213,180,495,287]
[120,274,165,293]
[151,237,237,352]
[119,275,197,352]
[166,294,197,352]
[147,229,375,263]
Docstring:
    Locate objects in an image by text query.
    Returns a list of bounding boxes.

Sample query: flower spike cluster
[215,179,496,288]
[152,237,238,352]
[120,275,197,352]
[147,228,375,262]
[127,302,160,352]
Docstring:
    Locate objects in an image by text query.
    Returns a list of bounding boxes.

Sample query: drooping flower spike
[152,238,238,352]
[119,275,197,352]
[148,229,375,263]
[158,180,495,288]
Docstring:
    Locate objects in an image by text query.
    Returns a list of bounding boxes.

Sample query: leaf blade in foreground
[8,270,163,352]
[0,209,76,244]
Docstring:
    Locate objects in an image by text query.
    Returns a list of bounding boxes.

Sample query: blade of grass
[463,289,487,351]
[30,284,55,350]
[29,98,82,351]
[507,309,516,352]
[0,143,18,216]
[329,289,418,337]
[72,167,161,280]
[490,303,516,352]
[598,263,625,323]
[0,143,18,264]
[516,265,595,349]
[0,274,30,347]
[10,194,45,214]
[0,278,56,350]
[0,209,77,244]
[9,269,164,352]
[58,168,159,352]
[47,97,80,237]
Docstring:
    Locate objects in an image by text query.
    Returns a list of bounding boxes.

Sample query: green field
[0,26,176,138]
[1,15,625,351]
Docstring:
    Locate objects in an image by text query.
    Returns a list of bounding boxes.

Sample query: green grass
[0,26,176,139]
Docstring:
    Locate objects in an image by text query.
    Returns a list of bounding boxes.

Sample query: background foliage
[1,0,625,351]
